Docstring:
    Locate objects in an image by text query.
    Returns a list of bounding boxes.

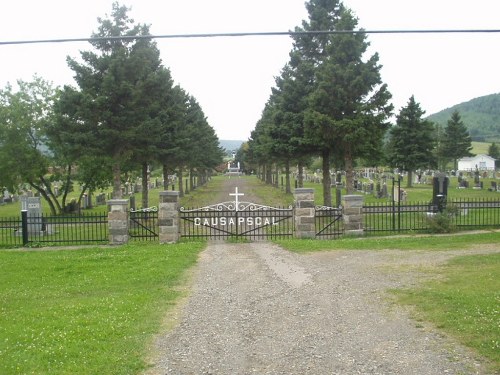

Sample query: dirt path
[145,177,497,374]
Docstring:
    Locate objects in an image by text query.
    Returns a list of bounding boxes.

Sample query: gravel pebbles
[145,242,495,374]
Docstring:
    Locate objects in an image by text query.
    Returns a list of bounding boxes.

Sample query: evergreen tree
[440,110,473,170]
[291,0,392,203]
[387,96,436,187]
[488,142,499,168]
[64,3,159,198]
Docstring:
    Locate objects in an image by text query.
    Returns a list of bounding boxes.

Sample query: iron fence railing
[363,198,500,234]
[315,206,344,239]
[0,211,108,247]
[129,209,159,241]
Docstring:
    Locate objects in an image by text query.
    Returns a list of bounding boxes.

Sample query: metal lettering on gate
[180,188,293,240]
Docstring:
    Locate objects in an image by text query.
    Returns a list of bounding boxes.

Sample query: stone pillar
[107,199,129,245]
[159,191,180,243]
[342,195,364,236]
[294,188,316,239]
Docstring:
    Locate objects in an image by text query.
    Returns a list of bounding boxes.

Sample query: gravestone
[432,173,449,212]
[381,183,388,199]
[20,196,43,233]
[336,172,342,185]
[393,186,400,202]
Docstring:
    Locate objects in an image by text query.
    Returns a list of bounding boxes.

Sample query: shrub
[425,205,460,233]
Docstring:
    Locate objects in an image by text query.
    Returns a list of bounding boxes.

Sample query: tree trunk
[141,162,149,209]
[265,164,272,185]
[61,164,72,211]
[190,168,195,191]
[178,168,184,197]
[298,161,304,188]
[406,170,413,188]
[40,175,63,214]
[112,161,122,199]
[162,165,170,190]
[344,145,355,194]
[284,160,291,194]
[29,181,57,216]
[322,149,332,207]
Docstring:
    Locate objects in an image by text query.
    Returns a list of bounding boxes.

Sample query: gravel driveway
[145,177,496,374]
[146,241,499,375]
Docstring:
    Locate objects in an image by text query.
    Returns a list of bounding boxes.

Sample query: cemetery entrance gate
[179,188,294,240]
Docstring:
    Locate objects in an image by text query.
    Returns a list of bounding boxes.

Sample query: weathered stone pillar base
[342,195,364,236]
[107,199,129,245]
[294,188,316,239]
[159,191,180,243]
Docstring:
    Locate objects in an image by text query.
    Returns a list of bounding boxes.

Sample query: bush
[425,205,460,233]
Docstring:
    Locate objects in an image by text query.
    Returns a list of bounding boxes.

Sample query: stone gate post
[107,199,129,245]
[342,195,364,236]
[159,191,180,243]
[294,188,315,238]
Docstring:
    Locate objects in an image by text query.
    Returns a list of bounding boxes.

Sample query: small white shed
[457,154,496,171]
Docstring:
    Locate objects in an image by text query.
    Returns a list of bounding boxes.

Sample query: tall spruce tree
[64,3,159,198]
[291,0,392,204]
[387,96,436,187]
[440,110,473,170]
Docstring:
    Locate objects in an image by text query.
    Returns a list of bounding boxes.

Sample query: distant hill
[426,93,500,142]
[219,140,244,157]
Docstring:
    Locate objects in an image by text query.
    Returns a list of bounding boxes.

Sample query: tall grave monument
[20,196,43,234]
[432,172,449,212]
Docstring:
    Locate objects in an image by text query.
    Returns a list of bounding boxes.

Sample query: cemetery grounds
[0,175,498,374]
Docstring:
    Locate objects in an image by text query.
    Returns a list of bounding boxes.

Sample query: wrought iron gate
[180,200,293,240]
[129,207,158,240]
[315,205,344,239]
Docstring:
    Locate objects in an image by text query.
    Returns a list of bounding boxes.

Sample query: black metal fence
[0,216,23,247]
[363,198,500,234]
[0,211,108,247]
[315,207,344,239]
[129,209,158,241]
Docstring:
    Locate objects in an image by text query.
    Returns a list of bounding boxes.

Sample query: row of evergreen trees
[0,4,224,215]
[242,0,477,206]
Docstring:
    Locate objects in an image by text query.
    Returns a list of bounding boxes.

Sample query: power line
[1,29,500,46]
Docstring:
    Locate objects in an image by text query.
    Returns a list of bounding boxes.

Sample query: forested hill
[426,93,500,142]
[219,140,244,157]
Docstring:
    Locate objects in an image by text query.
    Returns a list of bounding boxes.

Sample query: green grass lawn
[0,242,205,375]
[394,253,500,373]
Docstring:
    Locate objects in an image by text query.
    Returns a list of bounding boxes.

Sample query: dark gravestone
[432,173,449,212]
[129,195,136,211]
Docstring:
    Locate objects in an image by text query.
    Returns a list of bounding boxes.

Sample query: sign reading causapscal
[194,216,278,227]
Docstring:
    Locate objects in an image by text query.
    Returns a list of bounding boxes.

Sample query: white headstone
[21,196,43,233]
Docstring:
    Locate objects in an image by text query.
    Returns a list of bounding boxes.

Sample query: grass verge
[0,242,205,375]
[275,231,500,253]
[392,253,500,373]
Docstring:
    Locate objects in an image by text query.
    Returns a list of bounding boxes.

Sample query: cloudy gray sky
[1,0,499,140]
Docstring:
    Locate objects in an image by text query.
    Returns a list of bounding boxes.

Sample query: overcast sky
[1,0,499,140]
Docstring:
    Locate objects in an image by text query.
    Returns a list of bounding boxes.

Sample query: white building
[457,154,496,171]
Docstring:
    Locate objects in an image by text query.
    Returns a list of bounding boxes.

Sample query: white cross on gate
[229,187,244,211]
